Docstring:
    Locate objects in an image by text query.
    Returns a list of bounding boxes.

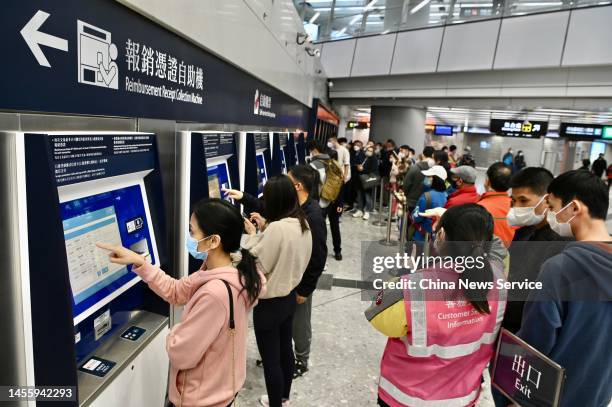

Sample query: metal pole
[379,188,398,246]
[372,179,386,226]
[399,204,409,254]
[368,185,378,213]
[423,232,431,258]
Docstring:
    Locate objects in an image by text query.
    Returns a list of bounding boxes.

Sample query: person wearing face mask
[502,168,573,335]
[365,204,507,407]
[517,170,612,407]
[97,199,266,407]
[242,175,312,407]
[328,136,351,184]
[445,166,479,208]
[409,165,448,242]
[346,140,365,212]
[402,146,435,213]
[286,165,328,378]
[353,145,379,220]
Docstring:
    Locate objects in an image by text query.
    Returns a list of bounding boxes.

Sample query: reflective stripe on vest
[379,377,479,407]
[403,266,507,359]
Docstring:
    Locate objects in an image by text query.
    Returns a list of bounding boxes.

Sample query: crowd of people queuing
[98,135,611,407]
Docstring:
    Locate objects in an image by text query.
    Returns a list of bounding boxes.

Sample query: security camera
[305,46,320,57]
[296,32,310,45]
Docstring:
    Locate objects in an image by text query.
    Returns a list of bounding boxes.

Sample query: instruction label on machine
[79,357,116,378]
[46,134,155,186]
[253,133,270,151]
[202,133,235,159]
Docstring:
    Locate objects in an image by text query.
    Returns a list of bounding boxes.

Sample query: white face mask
[327,142,334,149]
[507,196,547,227]
[546,202,576,237]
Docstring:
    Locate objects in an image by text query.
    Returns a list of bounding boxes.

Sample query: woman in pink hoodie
[98,198,266,407]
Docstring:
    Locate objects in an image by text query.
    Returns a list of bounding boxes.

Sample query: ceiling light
[458,3,493,7]
[309,11,321,23]
[516,2,562,5]
[411,0,432,14]
[364,0,379,11]
[349,14,363,24]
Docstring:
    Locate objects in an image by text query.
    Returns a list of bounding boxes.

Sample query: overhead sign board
[559,123,603,138]
[490,119,548,138]
[0,1,308,128]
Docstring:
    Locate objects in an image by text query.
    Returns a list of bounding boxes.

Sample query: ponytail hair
[437,204,494,314]
[236,248,260,305]
[192,198,262,305]
[461,242,493,314]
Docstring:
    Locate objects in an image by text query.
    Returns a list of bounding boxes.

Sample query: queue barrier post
[371,179,386,227]
[379,188,398,246]
[399,203,409,254]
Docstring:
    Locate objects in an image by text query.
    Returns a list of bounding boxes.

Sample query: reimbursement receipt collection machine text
[11,132,169,407]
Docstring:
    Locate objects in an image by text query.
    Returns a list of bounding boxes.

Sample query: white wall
[321,6,612,81]
[116,0,325,106]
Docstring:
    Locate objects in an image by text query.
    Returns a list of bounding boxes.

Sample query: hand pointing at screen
[96,243,146,267]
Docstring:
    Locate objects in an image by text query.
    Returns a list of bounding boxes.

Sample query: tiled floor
[236,211,496,406]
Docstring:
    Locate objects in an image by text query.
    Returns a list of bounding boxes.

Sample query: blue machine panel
[206,163,232,200]
[256,153,268,197]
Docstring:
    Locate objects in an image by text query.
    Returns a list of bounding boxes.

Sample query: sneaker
[259,395,290,406]
[334,253,342,261]
[352,210,363,218]
[363,212,370,220]
[293,360,309,379]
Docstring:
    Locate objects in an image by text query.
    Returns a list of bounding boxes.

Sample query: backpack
[319,158,344,202]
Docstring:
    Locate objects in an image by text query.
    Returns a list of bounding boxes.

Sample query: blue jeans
[357,188,373,212]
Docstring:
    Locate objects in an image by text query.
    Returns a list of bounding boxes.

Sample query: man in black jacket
[287,165,327,378]
[591,153,607,178]
[503,167,573,332]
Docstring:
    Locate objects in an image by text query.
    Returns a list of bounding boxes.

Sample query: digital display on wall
[489,119,548,138]
[603,126,612,140]
[434,125,453,136]
[559,123,603,138]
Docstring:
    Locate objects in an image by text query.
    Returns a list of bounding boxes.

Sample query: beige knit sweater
[242,217,312,299]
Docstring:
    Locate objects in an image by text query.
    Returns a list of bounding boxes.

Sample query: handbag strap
[221,280,235,329]
[220,280,237,404]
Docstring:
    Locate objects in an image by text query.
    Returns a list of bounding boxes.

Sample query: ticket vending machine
[237,132,271,198]
[178,131,239,279]
[8,132,169,407]
[270,132,287,176]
